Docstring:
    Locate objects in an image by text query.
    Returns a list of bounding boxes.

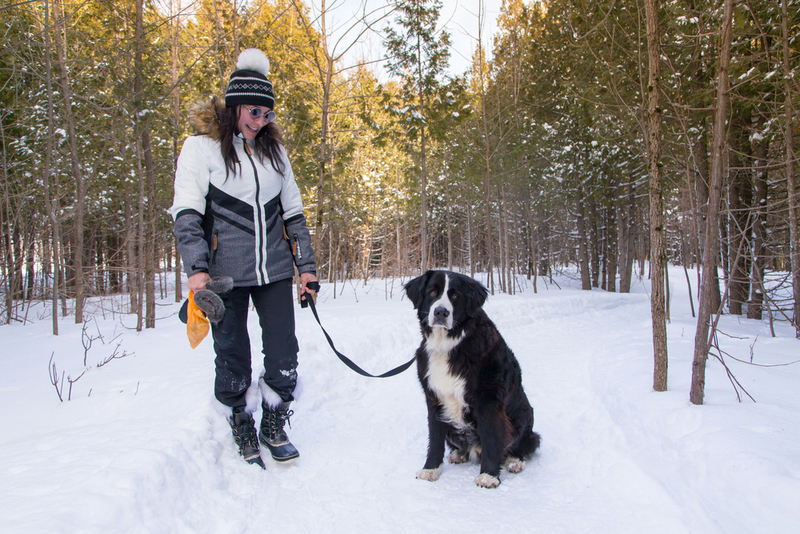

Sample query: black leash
[301,283,416,378]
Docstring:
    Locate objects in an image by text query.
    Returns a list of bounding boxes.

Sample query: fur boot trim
[258,378,284,409]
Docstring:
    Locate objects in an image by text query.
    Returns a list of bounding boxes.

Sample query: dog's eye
[429,290,437,297]
[451,293,458,300]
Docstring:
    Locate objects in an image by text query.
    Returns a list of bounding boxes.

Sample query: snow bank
[0,267,798,533]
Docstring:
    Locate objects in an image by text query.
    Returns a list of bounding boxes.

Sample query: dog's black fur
[404,270,540,488]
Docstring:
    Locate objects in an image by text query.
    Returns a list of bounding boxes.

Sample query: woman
[171,49,317,468]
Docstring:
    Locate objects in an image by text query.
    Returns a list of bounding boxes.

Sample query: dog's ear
[464,278,489,317]
[404,271,433,309]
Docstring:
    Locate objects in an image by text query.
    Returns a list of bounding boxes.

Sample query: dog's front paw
[504,456,526,473]
[447,450,469,464]
[417,465,442,482]
[474,473,500,488]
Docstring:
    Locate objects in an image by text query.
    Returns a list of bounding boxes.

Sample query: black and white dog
[404,270,540,488]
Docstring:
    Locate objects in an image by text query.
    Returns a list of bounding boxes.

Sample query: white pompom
[236,48,270,76]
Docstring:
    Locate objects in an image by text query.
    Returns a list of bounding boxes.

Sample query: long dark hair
[216,101,286,179]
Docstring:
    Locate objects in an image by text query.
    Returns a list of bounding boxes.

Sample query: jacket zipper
[211,230,218,265]
[243,142,267,284]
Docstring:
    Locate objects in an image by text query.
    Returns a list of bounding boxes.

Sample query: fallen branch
[711,331,755,403]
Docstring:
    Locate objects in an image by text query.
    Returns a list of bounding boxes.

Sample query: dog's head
[404,270,489,331]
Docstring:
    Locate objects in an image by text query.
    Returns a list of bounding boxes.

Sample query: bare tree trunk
[694,119,711,294]
[134,0,156,329]
[607,183,618,292]
[211,0,232,92]
[484,169,493,292]
[446,171,452,271]
[691,0,734,405]
[125,191,137,313]
[467,202,474,278]
[314,55,332,272]
[748,116,768,320]
[24,226,35,302]
[53,0,85,323]
[576,187,592,291]
[727,122,752,315]
[476,7,493,292]
[618,178,635,293]
[396,219,401,279]
[645,0,668,392]
[589,201,600,288]
[135,135,146,332]
[0,112,15,323]
[143,130,156,329]
[781,0,800,337]
[538,212,550,277]
[417,32,429,273]
[172,0,183,304]
[498,186,507,293]
[43,39,61,332]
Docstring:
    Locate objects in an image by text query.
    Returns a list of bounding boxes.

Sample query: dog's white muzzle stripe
[428,274,454,329]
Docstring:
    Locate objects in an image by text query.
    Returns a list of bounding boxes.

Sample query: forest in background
[1,0,798,363]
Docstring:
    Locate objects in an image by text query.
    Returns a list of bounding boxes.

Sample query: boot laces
[269,408,293,429]
[263,407,293,441]
[280,408,293,429]
[232,416,258,450]
[234,422,257,441]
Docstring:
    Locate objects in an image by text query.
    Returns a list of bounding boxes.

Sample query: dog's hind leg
[508,428,541,460]
[504,456,526,473]
[445,429,472,464]
[447,449,470,464]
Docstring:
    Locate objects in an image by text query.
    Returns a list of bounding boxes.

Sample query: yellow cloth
[187,290,210,349]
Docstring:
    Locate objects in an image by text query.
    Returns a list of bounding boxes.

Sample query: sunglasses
[243,105,276,123]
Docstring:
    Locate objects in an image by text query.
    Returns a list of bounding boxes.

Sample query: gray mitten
[193,276,233,323]
[193,290,225,323]
[205,276,233,295]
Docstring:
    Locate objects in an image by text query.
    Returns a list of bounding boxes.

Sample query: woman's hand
[299,272,318,298]
[188,272,211,293]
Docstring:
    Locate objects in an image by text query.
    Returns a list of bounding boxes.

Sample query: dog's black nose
[433,306,450,322]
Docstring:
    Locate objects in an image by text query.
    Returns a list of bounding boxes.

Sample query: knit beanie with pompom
[225,48,275,109]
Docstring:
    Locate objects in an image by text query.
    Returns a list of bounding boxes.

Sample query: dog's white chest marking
[425,329,468,428]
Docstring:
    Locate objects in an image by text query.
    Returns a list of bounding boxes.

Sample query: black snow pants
[210,278,298,409]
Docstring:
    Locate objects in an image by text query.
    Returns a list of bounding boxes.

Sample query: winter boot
[230,408,265,469]
[259,401,300,463]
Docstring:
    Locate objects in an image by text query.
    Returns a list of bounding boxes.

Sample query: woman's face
[237,105,273,140]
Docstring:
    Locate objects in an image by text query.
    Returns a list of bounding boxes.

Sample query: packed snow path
[1,269,798,533]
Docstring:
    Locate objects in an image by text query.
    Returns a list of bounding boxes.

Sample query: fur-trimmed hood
[188,98,224,141]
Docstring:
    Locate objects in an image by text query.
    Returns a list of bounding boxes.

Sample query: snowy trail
[1,270,799,533]
[499,291,690,533]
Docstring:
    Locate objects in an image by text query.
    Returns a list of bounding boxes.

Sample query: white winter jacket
[171,99,316,286]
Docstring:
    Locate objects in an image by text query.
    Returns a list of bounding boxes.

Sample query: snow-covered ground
[1,266,798,533]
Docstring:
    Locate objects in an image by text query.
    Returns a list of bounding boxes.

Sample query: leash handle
[300,280,320,308]
[304,291,416,378]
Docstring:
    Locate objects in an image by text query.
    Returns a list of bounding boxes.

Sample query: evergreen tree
[385,0,450,272]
